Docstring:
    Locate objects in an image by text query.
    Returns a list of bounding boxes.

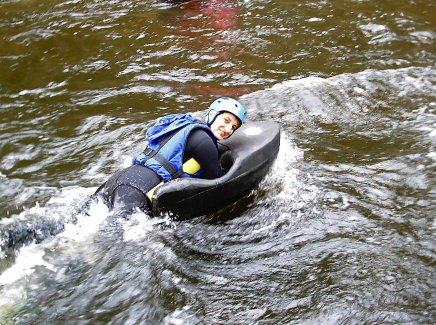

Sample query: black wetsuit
[95,129,224,214]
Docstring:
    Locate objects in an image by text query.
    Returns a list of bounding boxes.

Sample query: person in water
[91,97,246,215]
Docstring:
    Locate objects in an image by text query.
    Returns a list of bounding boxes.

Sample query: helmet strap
[206,109,218,125]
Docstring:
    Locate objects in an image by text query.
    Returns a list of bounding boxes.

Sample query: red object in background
[201,0,238,30]
[177,0,238,31]
[163,1,260,99]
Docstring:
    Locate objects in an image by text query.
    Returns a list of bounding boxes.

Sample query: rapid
[0,0,435,323]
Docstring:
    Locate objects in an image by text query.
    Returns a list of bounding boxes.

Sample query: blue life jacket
[132,114,217,181]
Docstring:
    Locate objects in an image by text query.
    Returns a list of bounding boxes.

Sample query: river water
[0,0,435,324]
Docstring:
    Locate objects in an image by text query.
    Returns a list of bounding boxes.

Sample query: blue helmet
[205,97,247,125]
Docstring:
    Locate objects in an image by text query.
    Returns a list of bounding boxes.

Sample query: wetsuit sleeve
[185,129,224,179]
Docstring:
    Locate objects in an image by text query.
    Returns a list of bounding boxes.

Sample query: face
[210,112,241,140]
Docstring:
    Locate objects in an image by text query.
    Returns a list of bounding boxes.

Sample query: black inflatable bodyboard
[151,121,280,219]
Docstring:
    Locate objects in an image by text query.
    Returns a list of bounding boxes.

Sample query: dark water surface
[0,0,435,324]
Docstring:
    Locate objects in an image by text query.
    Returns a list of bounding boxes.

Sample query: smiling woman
[209,112,241,140]
[82,97,248,216]
[206,97,246,140]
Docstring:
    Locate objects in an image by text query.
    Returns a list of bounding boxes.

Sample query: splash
[0,187,111,318]
[0,243,55,286]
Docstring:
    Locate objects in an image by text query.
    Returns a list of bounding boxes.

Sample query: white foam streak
[257,132,321,226]
[122,211,173,242]
[0,244,55,286]
[268,132,305,202]
[60,199,109,243]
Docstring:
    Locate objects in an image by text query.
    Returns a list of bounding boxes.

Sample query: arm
[185,129,224,179]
